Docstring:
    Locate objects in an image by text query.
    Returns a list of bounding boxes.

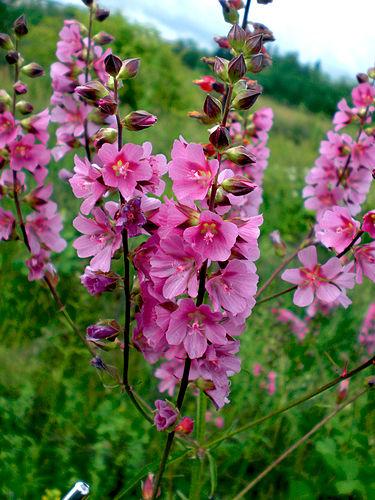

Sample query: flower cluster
[358,302,375,355]
[0,16,66,280]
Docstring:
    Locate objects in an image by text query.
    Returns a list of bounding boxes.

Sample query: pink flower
[206,260,258,315]
[73,206,122,272]
[25,202,66,255]
[267,371,277,395]
[0,207,15,240]
[332,99,357,131]
[253,107,273,132]
[80,266,120,295]
[56,20,84,63]
[150,233,203,300]
[363,210,375,238]
[154,400,178,431]
[98,142,152,200]
[25,249,50,281]
[351,83,375,108]
[69,155,107,214]
[22,108,50,144]
[51,96,91,138]
[0,111,19,148]
[253,363,261,376]
[169,140,219,202]
[281,245,355,307]
[353,243,375,284]
[183,211,238,262]
[166,298,227,359]
[316,206,360,253]
[9,134,50,172]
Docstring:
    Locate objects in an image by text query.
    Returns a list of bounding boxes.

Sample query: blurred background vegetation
[0,0,374,499]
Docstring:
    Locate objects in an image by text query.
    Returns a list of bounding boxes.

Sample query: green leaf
[207,451,217,499]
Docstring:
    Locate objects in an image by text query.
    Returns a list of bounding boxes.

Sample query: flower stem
[232,386,371,499]
[336,230,364,258]
[207,354,375,449]
[189,390,207,500]
[241,0,252,29]
[83,5,94,161]
[255,285,297,306]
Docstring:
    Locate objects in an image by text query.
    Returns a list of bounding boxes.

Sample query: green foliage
[0,0,374,499]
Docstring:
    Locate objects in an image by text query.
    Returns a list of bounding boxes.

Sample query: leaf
[207,451,217,499]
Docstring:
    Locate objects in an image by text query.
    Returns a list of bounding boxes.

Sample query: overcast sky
[60,0,375,80]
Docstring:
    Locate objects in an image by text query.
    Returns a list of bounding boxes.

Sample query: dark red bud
[117,58,140,79]
[203,95,222,121]
[214,57,229,81]
[93,31,114,45]
[122,110,157,131]
[232,88,261,110]
[243,33,264,57]
[14,15,28,37]
[227,24,246,52]
[97,96,117,115]
[219,0,239,24]
[221,175,257,195]
[75,80,109,101]
[246,52,265,73]
[20,63,45,78]
[228,54,247,83]
[104,54,122,76]
[5,50,19,65]
[95,8,110,21]
[224,145,256,165]
[81,0,94,6]
[356,73,369,84]
[209,125,231,152]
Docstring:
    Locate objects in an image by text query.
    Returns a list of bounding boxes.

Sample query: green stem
[255,285,297,306]
[207,354,375,448]
[232,386,371,499]
[189,390,207,500]
[241,0,252,29]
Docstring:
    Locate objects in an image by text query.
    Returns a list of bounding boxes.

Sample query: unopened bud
[142,473,160,500]
[92,31,114,45]
[20,62,45,78]
[0,89,12,104]
[232,88,261,110]
[75,80,109,101]
[86,320,121,348]
[224,145,256,165]
[117,58,140,79]
[209,125,231,152]
[214,57,229,82]
[203,95,222,121]
[269,230,286,257]
[122,110,158,131]
[219,0,239,24]
[104,54,122,76]
[0,33,14,51]
[13,80,28,95]
[93,127,118,148]
[81,0,94,6]
[368,67,375,79]
[228,53,247,83]
[221,175,256,195]
[356,73,368,84]
[246,53,265,73]
[97,96,117,115]
[175,416,194,436]
[243,33,263,57]
[44,263,60,288]
[5,50,19,65]
[14,15,28,37]
[227,24,246,52]
[16,100,33,115]
[95,8,110,21]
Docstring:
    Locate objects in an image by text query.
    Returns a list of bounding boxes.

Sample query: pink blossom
[154,400,178,431]
[316,206,360,253]
[353,243,375,284]
[9,134,50,172]
[252,107,273,132]
[253,363,261,376]
[73,206,122,272]
[351,133,375,170]
[332,99,357,131]
[98,142,152,200]
[351,82,375,108]
[183,211,238,262]
[25,249,50,281]
[23,108,50,144]
[206,260,258,315]
[358,302,375,355]
[150,233,203,300]
[114,197,147,237]
[272,308,308,340]
[362,210,375,238]
[281,245,355,307]
[0,111,19,148]
[267,371,277,395]
[56,20,84,63]
[319,131,352,160]
[50,61,79,93]
[25,202,66,255]
[169,140,219,202]
[0,207,15,240]
[51,95,91,138]
[166,298,227,359]
[141,141,167,197]
[69,155,107,214]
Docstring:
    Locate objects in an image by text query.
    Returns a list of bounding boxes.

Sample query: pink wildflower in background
[25,202,66,255]
[351,82,375,108]
[69,155,107,215]
[281,245,355,307]
[353,243,375,284]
